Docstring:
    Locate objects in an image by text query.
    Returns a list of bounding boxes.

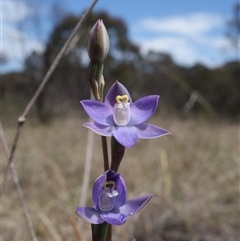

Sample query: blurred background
[1,0,239,241]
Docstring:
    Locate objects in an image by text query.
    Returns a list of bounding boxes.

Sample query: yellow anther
[116,95,129,103]
[104,181,115,190]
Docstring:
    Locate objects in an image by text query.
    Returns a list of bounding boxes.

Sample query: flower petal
[105,81,132,107]
[113,126,138,148]
[129,95,159,125]
[92,172,108,209]
[110,173,126,208]
[135,123,171,139]
[100,211,127,225]
[83,122,113,137]
[106,170,118,180]
[80,100,114,125]
[119,194,153,217]
[75,207,104,224]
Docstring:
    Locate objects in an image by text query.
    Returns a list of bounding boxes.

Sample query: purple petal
[83,122,113,137]
[105,81,132,107]
[92,172,108,209]
[119,194,153,217]
[75,207,104,224]
[135,123,171,139]
[81,100,114,125]
[110,174,126,208]
[129,95,159,125]
[113,126,138,148]
[100,211,127,225]
[106,170,118,180]
[96,171,126,209]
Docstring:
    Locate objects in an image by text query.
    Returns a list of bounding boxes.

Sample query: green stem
[101,136,109,171]
[89,58,111,241]
[89,61,109,171]
[92,222,110,241]
[106,225,112,241]
[111,136,125,172]
[90,61,104,84]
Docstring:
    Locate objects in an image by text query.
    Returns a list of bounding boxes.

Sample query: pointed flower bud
[87,19,110,62]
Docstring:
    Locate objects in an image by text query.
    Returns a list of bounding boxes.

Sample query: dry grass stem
[80,92,94,207]
[159,65,218,116]
[0,124,21,196]
[80,129,94,206]
[159,149,171,200]
[0,122,38,241]
[32,203,63,241]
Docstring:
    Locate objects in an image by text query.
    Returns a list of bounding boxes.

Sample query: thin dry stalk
[159,65,218,116]
[0,122,38,241]
[0,124,21,195]
[159,149,171,200]
[46,155,72,213]
[80,128,94,206]
[80,92,94,207]
[43,153,84,241]
[70,216,84,241]
[31,203,63,241]
[0,0,99,197]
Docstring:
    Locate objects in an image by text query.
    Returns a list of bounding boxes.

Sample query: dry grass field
[1,113,239,241]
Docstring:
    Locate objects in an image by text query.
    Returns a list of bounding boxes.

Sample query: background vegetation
[1,8,239,122]
[2,116,239,241]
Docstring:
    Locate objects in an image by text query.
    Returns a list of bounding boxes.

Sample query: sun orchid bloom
[75,170,152,225]
[80,81,170,148]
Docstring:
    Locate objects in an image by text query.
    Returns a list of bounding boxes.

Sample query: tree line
[2,10,239,122]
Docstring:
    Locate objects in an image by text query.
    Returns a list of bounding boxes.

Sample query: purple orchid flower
[80,81,171,148]
[75,170,152,225]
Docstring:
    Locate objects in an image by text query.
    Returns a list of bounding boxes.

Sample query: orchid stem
[106,224,112,241]
[92,222,110,241]
[111,136,125,172]
[101,136,109,171]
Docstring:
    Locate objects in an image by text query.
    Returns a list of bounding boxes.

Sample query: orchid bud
[87,19,110,62]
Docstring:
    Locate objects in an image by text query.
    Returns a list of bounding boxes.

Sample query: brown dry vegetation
[1,114,239,241]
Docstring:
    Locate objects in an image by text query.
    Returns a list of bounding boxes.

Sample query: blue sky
[2,0,238,73]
